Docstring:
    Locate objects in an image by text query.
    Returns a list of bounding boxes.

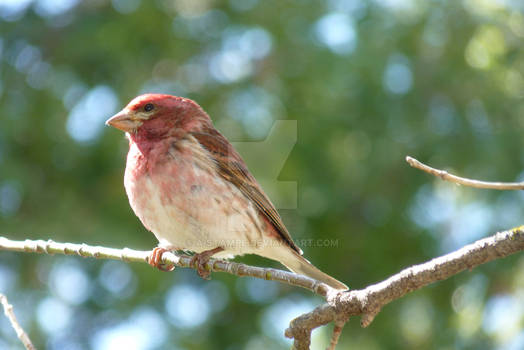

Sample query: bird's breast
[123,137,269,254]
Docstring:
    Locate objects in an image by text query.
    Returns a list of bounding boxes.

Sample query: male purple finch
[106,94,347,290]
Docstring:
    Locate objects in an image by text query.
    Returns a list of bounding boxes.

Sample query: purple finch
[106,94,347,290]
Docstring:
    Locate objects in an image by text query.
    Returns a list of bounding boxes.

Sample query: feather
[191,129,303,255]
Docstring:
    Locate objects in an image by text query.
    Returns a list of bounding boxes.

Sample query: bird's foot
[190,247,224,280]
[148,247,175,272]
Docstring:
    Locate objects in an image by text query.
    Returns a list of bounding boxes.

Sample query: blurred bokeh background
[1,0,524,349]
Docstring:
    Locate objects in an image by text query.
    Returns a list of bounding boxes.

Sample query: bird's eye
[144,103,154,112]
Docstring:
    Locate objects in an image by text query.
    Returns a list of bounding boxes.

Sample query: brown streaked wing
[191,130,302,255]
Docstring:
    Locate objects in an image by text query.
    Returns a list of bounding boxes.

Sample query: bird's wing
[191,130,302,255]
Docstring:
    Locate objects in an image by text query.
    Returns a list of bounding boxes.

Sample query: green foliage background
[1,0,523,349]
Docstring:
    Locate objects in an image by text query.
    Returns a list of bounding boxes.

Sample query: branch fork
[285,226,524,348]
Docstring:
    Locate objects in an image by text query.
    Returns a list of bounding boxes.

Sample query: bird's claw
[148,247,175,272]
[190,247,224,280]
[190,254,212,279]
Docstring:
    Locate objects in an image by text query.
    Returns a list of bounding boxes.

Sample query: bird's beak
[105,109,140,133]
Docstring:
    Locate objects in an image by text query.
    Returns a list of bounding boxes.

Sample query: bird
[106,94,348,290]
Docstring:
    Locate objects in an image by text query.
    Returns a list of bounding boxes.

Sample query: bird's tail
[274,248,348,291]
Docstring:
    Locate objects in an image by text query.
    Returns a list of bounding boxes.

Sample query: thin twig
[327,318,348,350]
[0,237,333,298]
[286,226,524,348]
[406,156,524,190]
[0,293,36,350]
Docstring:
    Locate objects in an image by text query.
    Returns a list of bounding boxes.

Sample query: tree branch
[0,237,332,297]
[2,226,523,349]
[285,226,524,349]
[0,293,36,350]
[406,156,524,190]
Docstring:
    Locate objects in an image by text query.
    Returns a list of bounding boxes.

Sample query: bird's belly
[124,161,268,257]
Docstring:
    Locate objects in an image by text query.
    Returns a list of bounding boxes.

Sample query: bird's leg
[190,247,224,280]
[148,247,176,272]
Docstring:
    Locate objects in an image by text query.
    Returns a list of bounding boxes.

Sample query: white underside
[134,177,272,258]
[124,138,287,260]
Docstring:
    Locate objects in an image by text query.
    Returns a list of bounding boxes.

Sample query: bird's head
[106,94,211,140]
